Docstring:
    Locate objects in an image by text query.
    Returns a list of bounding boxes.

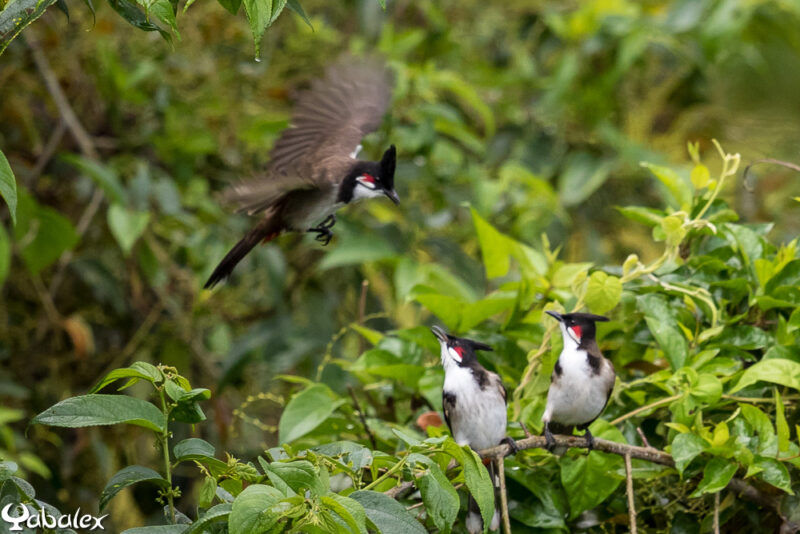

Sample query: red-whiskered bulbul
[542,311,615,452]
[432,326,517,534]
[204,58,398,288]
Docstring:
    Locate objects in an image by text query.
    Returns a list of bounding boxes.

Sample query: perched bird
[204,57,399,288]
[542,311,615,452]
[432,326,516,534]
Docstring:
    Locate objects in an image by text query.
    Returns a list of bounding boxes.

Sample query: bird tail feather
[204,217,281,289]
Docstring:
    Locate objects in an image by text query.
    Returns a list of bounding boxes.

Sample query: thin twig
[713,491,720,534]
[519,421,532,439]
[496,455,511,534]
[26,119,67,185]
[357,279,369,353]
[636,427,652,449]
[348,385,377,450]
[609,394,683,426]
[625,453,637,534]
[742,158,800,192]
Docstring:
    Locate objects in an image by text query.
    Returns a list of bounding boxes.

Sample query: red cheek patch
[571,325,582,338]
[453,346,464,357]
[362,174,376,184]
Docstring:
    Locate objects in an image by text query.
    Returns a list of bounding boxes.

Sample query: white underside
[441,347,507,451]
[542,341,608,427]
[467,509,500,534]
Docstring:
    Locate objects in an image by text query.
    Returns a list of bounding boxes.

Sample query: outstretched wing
[223,57,394,215]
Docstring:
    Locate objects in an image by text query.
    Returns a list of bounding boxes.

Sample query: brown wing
[442,391,456,435]
[223,57,393,215]
[490,371,507,404]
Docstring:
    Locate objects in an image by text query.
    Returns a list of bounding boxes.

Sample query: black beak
[431,326,448,343]
[545,310,563,322]
[384,189,400,205]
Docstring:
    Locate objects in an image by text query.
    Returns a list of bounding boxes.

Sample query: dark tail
[204,219,281,289]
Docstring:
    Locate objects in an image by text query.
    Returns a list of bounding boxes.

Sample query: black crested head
[431,326,492,367]
[338,147,400,205]
[545,310,609,342]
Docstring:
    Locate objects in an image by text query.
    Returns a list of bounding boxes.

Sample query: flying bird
[432,326,516,534]
[204,57,398,288]
[542,311,615,452]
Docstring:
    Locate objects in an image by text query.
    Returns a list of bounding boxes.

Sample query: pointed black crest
[380,145,396,189]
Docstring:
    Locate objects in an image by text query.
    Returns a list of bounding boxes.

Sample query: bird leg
[500,436,519,455]
[583,428,595,451]
[544,422,556,452]
[307,215,336,245]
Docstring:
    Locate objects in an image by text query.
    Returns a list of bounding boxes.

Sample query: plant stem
[609,394,683,426]
[158,388,176,524]
[363,456,407,491]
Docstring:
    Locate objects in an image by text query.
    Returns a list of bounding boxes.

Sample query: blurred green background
[2,0,800,530]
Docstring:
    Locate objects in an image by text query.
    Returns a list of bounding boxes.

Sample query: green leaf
[753,456,793,494]
[458,445,495,530]
[32,394,167,432]
[418,461,459,533]
[641,162,692,209]
[228,484,284,534]
[670,433,708,475]
[349,490,427,534]
[13,192,79,275]
[690,458,737,497]
[471,207,546,279]
[732,359,800,393]
[243,0,287,57]
[615,206,665,227]
[775,389,790,453]
[174,438,216,461]
[690,374,722,404]
[217,0,241,14]
[690,164,710,189]
[61,154,127,204]
[0,151,17,225]
[185,504,232,534]
[560,421,625,519]
[321,493,367,534]
[122,527,188,534]
[198,476,218,508]
[0,0,59,55]
[108,203,151,256]
[265,460,326,496]
[286,0,310,27]
[584,271,622,314]
[90,361,164,393]
[146,0,179,36]
[100,465,169,511]
[108,0,171,41]
[278,384,345,444]
[0,225,10,287]
[638,294,688,369]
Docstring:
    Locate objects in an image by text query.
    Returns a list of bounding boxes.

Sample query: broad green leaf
[228,484,284,534]
[100,465,169,511]
[641,162,692,209]
[418,461,459,532]
[752,457,793,494]
[560,420,625,519]
[766,259,800,294]
[349,490,427,534]
[0,151,17,225]
[278,384,345,444]
[0,225,10,287]
[61,154,127,204]
[185,504,232,534]
[90,362,164,393]
[584,271,622,314]
[661,215,687,247]
[198,476,218,508]
[321,493,367,534]
[670,432,708,475]
[690,458,737,496]
[690,374,722,404]
[174,438,216,461]
[732,359,800,393]
[458,445,495,530]
[32,394,167,432]
[217,0,241,13]
[243,0,287,57]
[615,206,665,227]
[108,203,151,256]
[0,0,59,55]
[13,192,79,275]
[265,460,326,496]
[146,0,179,36]
[318,232,397,270]
[638,294,688,369]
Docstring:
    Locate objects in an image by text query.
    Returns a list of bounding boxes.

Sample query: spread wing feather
[223,57,393,215]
